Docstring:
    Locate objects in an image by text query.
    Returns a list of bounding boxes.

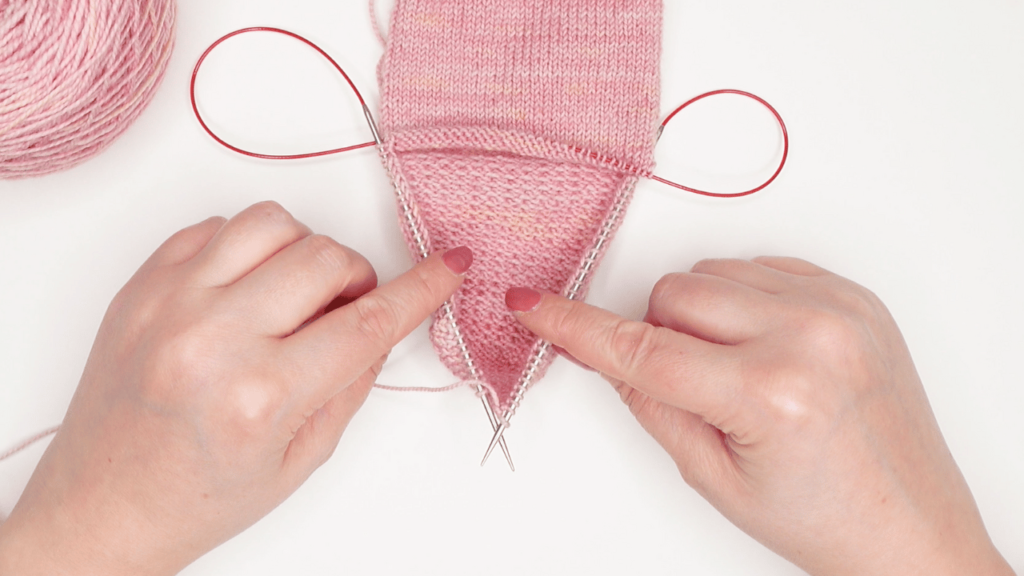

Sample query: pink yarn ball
[0,0,176,179]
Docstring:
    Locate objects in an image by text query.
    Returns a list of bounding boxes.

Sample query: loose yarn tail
[374,380,502,419]
[0,425,60,463]
[368,0,388,48]
[0,425,59,525]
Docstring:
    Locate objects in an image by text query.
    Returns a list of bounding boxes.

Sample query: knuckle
[689,258,728,274]
[547,302,594,346]
[250,200,289,220]
[107,284,139,327]
[305,234,351,273]
[763,370,819,428]
[135,312,291,444]
[752,357,835,433]
[109,271,173,335]
[751,312,864,431]
[607,319,661,372]
[138,325,214,404]
[250,200,289,222]
[834,280,887,320]
[617,383,652,419]
[400,264,446,316]
[409,264,440,299]
[221,376,289,439]
[751,255,788,267]
[352,295,401,346]
[245,201,303,234]
[858,287,886,314]
[650,273,685,307]
[783,296,858,353]
[802,307,863,361]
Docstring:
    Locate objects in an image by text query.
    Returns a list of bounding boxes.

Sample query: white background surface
[1,0,1022,574]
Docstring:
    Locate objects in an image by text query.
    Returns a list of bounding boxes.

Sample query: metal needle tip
[479,395,515,471]
[497,433,515,471]
[362,103,382,145]
[480,422,508,467]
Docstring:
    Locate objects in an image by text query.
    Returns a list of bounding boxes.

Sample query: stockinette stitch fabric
[377,0,662,411]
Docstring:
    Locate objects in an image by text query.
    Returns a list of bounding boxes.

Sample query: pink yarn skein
[0,0,176,179]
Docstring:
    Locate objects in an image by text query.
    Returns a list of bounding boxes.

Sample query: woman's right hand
[507,257,1014,576]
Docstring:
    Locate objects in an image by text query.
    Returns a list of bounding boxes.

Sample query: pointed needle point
[480,423,507,467]
[478,395,515,471]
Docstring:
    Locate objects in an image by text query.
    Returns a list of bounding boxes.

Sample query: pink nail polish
[505,287,542,313]
[442,246,473,275]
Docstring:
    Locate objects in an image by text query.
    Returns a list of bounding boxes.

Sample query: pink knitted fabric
[378,0,661,411]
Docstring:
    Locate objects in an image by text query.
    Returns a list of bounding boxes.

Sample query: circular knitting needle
[190,27,379,159]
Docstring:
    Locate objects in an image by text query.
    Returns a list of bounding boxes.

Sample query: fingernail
[442,246,473,275]
[505,287,542,313]
[553,345,596,372]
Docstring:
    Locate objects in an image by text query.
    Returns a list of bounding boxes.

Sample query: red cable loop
[651,89,789,198]
[190,27,377,160]
[191,30,788,198]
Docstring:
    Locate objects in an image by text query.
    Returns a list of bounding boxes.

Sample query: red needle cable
[190,27,377,160]
[651,89,789,198]
[191,30,788,197]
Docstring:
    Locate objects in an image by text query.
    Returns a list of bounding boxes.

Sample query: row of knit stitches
[377,0,661,165]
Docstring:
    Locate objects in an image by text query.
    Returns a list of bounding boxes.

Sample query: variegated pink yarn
[378,0,662,412]
[0,0,176,179]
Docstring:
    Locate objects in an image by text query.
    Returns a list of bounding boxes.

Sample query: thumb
[281,358,382,487]
[505,287,741,426]
[602,373,737,500]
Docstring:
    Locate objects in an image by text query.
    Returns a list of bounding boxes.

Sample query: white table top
[2,1,1021,574]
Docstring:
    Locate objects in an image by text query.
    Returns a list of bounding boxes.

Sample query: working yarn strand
[374,380,503,418]
[0,426,60,463]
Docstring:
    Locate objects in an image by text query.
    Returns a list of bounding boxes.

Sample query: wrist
[0,499,169,576]
[1,508,96,576]
[0,508,85,576]
[817,529,1015,576]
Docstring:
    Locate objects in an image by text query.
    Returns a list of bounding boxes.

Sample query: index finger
[508,289,741,423]
[283,247,472,403]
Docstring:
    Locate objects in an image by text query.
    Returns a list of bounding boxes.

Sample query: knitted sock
[377,0,662,412]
